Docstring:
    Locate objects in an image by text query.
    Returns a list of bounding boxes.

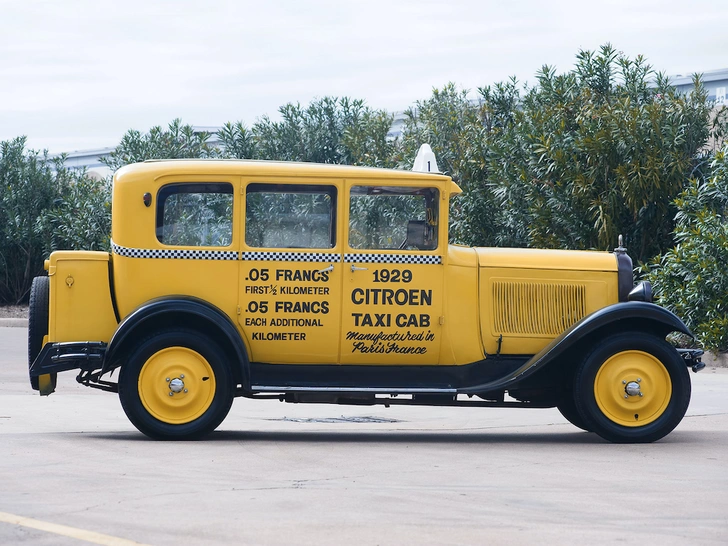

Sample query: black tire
[574,333,691,443]
[557,393,592,432]
[28,276,55,391]
[118,328,234,440]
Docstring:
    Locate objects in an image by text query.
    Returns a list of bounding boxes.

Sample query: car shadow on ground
[77,428,706,445]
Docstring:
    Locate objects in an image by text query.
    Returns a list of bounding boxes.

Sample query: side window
[156,183,234,247]
[349,186,439,250]
[245,184,337,249]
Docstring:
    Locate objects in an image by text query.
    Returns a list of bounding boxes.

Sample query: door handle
[318,263,334,273]
[350,264,368,272]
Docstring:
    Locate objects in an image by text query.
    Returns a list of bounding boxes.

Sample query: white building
[669,68,728,104]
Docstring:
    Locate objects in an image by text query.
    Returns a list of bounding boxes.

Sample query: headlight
[628,281,653,303]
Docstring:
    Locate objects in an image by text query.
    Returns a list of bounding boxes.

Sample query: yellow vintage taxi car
[28,148,704,442]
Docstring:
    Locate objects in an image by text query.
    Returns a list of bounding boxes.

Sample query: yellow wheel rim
[594,350,672,427]
[138,347,216,425]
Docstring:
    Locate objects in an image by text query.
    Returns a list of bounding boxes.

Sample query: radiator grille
[492,281,587,336]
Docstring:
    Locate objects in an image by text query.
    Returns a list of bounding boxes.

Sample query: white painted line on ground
[0,511,151,546]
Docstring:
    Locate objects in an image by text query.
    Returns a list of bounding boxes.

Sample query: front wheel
[119,329,234,440]
[574,333,691,443]
[557,393,591,432]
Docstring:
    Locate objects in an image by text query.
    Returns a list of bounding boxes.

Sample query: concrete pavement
[1,327,727,545]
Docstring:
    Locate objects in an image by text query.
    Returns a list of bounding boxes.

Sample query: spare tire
[28,276,54,391]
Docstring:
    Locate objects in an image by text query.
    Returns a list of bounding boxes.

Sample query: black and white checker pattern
[111,243,440,265]
[344,253,442,265]
[111,242,238,261]
[241,251,338,263]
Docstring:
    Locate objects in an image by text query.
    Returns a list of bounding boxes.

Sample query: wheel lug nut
[183,389,188,393]
[169,392,174,396]
[166,378,170,382]
[622,380,626,384]
[637,378,641,382]
[180,374,185,379]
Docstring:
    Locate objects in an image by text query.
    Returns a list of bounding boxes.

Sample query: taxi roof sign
[412,144,440,173]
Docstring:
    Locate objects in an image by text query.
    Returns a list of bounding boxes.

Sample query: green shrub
[0,137,110,304]
[36,173,111,255]
[645,146,728,352]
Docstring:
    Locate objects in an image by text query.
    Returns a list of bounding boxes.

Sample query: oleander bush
[645,145,728,352]
[0,137,110,305]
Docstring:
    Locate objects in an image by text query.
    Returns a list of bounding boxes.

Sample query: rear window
[156,183,234,247]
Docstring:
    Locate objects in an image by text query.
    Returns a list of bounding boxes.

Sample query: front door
[341,183,444,365]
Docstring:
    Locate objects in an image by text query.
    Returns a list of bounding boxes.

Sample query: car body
[28,153,704,442]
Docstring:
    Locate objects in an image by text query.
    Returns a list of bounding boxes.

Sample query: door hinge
[236,306,241,315]
[439,316,445,325]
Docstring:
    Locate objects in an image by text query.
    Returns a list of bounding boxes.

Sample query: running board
[251,385,458,394]
[245,388,553,408]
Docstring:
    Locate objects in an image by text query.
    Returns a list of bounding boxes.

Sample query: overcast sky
[2,0,727,154]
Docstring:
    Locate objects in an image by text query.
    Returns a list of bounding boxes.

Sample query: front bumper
[677,348,705,373]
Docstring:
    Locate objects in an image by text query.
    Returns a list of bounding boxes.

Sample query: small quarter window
[156,183,233,247]
[246,184,337,249]
[349,186,438,250]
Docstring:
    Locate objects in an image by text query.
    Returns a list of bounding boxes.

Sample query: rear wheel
[574,333,690,443]
[28,276,55,391]
[118,329,234,440]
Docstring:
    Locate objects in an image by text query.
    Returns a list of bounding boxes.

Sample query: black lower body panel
[249,356,530,393]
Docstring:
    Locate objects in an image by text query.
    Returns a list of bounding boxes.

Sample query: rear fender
[103,297,249,387]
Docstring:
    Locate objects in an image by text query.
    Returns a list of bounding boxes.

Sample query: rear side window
[156,183,234,247]
[245,184,337,248]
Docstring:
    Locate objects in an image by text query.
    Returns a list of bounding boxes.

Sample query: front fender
[102,296,250,387]
[528,301,691,369]
[461,302,691,394]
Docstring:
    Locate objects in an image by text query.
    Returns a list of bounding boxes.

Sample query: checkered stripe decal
[111,242,238,261]
[111,244,438,264]
[344,253,442,265]
[241,251,338,263]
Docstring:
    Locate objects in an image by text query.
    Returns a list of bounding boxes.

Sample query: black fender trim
[460,302,692,395]
[102,296,250,387]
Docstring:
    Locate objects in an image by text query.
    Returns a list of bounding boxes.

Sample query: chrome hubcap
[169,377,185,393]
[624,379,643,398]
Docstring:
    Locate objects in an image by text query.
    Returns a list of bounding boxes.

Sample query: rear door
[238,180,342,364]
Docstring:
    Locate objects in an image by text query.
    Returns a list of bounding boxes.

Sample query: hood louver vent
[493,281,587,336]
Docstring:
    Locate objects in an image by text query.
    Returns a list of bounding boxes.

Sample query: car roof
[114,159,453,183]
